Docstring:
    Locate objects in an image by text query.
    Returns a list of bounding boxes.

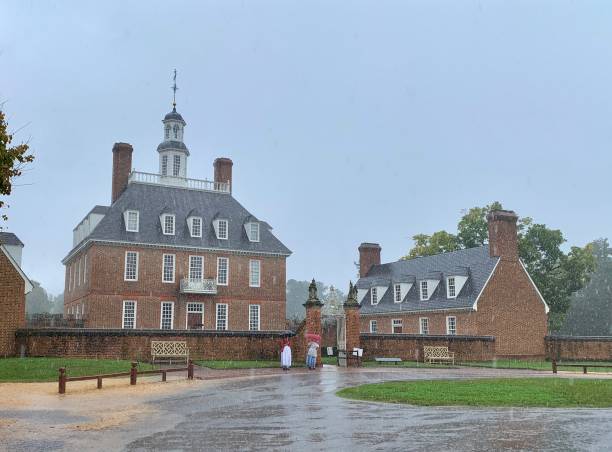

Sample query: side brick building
[62,100,291,331]
[356,210,549,358]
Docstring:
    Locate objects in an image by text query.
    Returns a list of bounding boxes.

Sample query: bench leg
[583,366,587,374]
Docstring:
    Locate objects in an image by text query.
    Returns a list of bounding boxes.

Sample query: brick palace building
[62,96,291,331]
[356,210,549,357]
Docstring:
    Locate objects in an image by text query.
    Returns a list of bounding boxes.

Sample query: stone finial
[303,278,323,308]
[344,281,360,308]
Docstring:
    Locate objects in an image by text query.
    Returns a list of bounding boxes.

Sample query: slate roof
[0,232,24,247]
[357,246,499,314]
[157,141,189,154]
[64,182,291,261]
[164,108,185,123]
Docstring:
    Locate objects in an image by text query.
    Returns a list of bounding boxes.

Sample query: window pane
[192,217,202,237]
[217,257,228,285]
[216,304,227,330]
[448,277,456,297]
[249,305,260,331]
[164,215,175,235]
[125,252,138,281]
[163,254,175,282]
[189,256,203,281]
[172,155,180,176]
[218,220,228,239]
[161,302,173,329]
[123,301,136,329]
[249,260,260,287]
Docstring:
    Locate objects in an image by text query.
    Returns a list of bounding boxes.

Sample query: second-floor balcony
[180,278,218,294]
[129,171,230,194]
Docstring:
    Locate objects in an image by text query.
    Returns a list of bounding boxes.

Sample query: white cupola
[157,71,189,178]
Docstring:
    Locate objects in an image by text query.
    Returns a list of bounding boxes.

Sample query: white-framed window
[419,317,429,335]
[420,281,429,300]
[76,258,81,287]
[371,287,378,305]
[172,155,181,177]
[216,303,228,330]
[392,319,403,334]
[160,301,174,329]
[249,259,261,287]
[249,304,260,331]
[370,320,377,333]
[190,217,202,238]
[161,155,168,176]
[81,302,85,318]
[83,255,87,285]
[124,251,139,281]
[126,210,139,232]
[165,125,170,140]
[75,303,80,319]
[186,302,204,329]
[162,214,175,235]
[188,255,203,281]
[162,254,175,283]
[122,300,136,329]
[216,219,228,240]
[446,316,457,335]
[447,277,456,298]
[217,257,229,286]
[394,284,402,303]
[248,222,260,242]
[68,265,72,292]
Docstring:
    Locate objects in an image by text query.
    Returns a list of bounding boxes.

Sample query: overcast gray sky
[2,1,611,295]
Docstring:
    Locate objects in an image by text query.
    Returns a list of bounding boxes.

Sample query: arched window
[173,124,178,139]
[165,125,170,140]
[161,155,168,175]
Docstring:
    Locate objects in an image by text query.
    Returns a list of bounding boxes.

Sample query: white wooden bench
[151,341,190,364]
[423,346,455,365]
[375,357,402,365]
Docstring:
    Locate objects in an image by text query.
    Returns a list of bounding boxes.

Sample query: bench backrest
[151,341,188,356]
[423,346,451,358]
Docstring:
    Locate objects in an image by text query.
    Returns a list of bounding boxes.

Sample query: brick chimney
[487,209,519,261]
[111,142,133,203]
[214,157,233,193]
[358,243,381,278]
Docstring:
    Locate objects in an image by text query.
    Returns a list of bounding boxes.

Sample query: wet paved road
[126,367,612,451]
[2,366,612,451]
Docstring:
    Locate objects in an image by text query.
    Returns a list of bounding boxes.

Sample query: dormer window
[394,284,402,302]
[162,214,175,235]
[447,277,456,298]
[124,210,139,232]
[214,219,228,240]
[371,287,378,305]
[420,281,429,301]
[189,217,202,238]
[247,222,260,242]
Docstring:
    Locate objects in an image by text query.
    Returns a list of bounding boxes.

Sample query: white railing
[180,278,218,294]
[128,171,230,193]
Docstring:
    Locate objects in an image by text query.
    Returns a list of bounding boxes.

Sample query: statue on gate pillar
[343,281,362,367]
[303,279,323,368]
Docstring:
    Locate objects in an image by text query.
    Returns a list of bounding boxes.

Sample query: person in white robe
[280,338,292,371]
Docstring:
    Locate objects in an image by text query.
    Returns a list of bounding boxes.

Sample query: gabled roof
[357,246,499,314]
[0,244,33,294]
[0,232,24,247]
[63,182,291,262]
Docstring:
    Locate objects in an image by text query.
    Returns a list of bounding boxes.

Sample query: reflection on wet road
[124,367,612,451]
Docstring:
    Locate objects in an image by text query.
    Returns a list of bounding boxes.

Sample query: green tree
[561,239,612,336]
[404,203,596,332]
[26,280,55,314]
[0,109,34,223]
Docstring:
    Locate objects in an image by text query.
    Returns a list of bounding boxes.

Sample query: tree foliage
[561,239,612,336]
[0,109,34,223]
[403,202,597,331]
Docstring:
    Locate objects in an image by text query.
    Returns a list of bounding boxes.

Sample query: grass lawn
[337,378,612,408]
[459,359,612,373]
[0,358,155,382]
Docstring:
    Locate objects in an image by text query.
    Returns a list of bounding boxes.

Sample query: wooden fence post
[97,376,103,389]
[188,359,194,380]
[552,360,557,374]
[162,370,167,382]
[58,367,66,394]
[130,362,138,385]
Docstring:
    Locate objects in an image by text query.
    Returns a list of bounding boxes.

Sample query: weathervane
[172,69,178,109]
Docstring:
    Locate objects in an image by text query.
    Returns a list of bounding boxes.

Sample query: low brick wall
[545,336,612,361]
[361,334,496,362]
[15,329,294,362]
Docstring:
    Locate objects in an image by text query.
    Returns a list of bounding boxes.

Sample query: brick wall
[361,333,495,361]
[545,336,612,361]
[16,328,294,361]
[0,251,26,357]
[65,243,286,330]
[360,310,478,335]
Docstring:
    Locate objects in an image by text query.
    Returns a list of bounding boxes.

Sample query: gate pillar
[303,279,324,367]
[344,282,361,367]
